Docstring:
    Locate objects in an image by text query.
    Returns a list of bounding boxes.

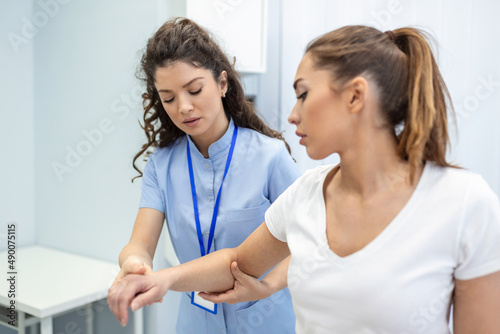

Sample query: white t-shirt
[265,162,500,334]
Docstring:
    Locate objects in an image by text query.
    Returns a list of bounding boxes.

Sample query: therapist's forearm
[156,247,237,293]
[118,243,153,269]
[261,255,290,294]
[117,207,164,270]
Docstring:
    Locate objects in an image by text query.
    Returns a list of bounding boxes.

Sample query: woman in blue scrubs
[109,18,299,333]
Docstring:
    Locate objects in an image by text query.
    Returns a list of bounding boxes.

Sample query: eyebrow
[157,77,204,93]
[293,78,303,90]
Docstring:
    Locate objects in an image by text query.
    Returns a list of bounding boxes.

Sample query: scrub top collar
[186,117,235,160]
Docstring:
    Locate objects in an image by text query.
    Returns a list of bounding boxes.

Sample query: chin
[184,124,206,136]
[306,149,327,160]
[306,146,336,160]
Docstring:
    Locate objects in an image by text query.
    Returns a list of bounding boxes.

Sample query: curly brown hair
[132,17,290,181]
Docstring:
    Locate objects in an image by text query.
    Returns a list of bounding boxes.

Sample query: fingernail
[120,319,126,327]
[131,302,137,312]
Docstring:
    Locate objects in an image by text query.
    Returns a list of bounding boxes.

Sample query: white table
[0,245,144,334]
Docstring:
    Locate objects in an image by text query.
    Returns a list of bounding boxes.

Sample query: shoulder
[235,127,293,168]
[266,165,332,222]
[146,137,187,167]
[425,163,499,206]
[285,164,335,195]
[301,164,336,181]
[237,127,286,152]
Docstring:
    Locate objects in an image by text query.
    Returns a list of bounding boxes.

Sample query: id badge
[191,291,217,314]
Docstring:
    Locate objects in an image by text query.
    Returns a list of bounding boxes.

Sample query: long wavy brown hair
[306,26,457,181]
[132,17,290,181]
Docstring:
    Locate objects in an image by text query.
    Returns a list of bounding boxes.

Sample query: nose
[178,94,193,114]
[288,103,300,125]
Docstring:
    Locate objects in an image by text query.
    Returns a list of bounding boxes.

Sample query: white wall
[0,1,36,251]
[34,0,182,332]
[34,0,149,263]
[278,0,500,198]
[2,0,179,333]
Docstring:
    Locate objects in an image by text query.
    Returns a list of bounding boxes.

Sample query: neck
[332,127,420,199]
[190,116,230,158]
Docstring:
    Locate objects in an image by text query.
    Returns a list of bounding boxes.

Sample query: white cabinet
[186,0,269,73]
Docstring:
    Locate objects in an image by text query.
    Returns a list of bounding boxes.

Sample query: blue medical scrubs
[139,118,300,334]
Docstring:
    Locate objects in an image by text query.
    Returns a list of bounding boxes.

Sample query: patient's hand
[108,256,160,326]
[108,272,167,326]
[198,261,275,304]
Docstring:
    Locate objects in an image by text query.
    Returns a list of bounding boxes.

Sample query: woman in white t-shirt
[108,26,500,333]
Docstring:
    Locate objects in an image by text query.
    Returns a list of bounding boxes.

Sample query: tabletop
[0,245,119,318]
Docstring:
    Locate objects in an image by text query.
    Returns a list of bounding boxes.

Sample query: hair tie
[384,30,396,43]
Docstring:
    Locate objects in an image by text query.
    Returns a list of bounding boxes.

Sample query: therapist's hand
[114,256,153,283]
[107,272,167,327]
[198,261,275,304]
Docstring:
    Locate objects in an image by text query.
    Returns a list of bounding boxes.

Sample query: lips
[295,130,306,138]
[183,117,201,127]
[296,130,306,145]
[183,117,200,123]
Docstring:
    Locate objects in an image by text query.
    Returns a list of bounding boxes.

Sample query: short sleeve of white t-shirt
[265,167,325,242]
[265,163,500,334]
[454,173,500,279]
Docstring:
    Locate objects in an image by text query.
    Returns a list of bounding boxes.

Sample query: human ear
[218,71,228,97]
[345,77,367,114]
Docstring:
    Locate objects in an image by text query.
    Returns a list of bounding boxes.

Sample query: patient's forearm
[157,248,237,293]
[153,223,290,294]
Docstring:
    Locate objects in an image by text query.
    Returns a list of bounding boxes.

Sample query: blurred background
[0,0,499,333]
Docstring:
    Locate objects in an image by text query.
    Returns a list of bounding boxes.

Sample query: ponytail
[393,28,453,181]
[306,25,456,182]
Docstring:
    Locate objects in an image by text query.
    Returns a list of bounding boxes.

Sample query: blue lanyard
[186,126,238,257]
